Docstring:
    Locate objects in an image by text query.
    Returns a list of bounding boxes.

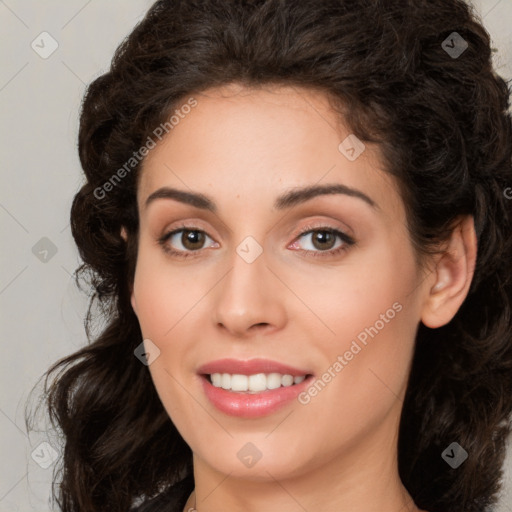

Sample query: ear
[120,226,138,314]
[130,291,138,315]
[420,215,477,328]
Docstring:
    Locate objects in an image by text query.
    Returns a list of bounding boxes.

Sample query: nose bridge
[212,235,287,335]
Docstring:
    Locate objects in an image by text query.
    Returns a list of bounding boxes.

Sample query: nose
[212,245,288,339]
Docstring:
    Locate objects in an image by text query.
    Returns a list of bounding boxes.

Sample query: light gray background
[0,1,511,511]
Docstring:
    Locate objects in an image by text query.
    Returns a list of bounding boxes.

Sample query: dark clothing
[130,475,194,512]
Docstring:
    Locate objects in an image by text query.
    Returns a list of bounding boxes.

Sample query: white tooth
[281,374,294,387]
[211,373,222,387]
[248,373,267,392]
[231,374,249,391]
[210,372,308,390]
[221,373,231,390]
[266,373,282,389]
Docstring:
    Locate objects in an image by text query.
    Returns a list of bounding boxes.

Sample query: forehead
[137,83,402,221]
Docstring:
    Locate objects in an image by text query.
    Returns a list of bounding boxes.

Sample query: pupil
[183,230,204,250]
[313,231,335,250]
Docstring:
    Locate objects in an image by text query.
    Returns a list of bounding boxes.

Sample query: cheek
[294,235,418,345]
[131,247,202,425]
[299,238,420,403]
[132,242,205,338]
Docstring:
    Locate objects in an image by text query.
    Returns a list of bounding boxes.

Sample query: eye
[290,225,355,258]
[158,223,355,260]
[158,225,218,258]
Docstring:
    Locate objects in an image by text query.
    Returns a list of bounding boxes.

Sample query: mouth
[202,372,313,393]
[196,358,315,418]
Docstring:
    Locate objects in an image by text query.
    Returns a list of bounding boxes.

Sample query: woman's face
[131,83,432,482]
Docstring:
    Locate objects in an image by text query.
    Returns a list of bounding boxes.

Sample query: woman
[36,0,512,511]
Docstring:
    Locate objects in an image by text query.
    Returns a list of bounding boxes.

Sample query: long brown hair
[27,1,512,511]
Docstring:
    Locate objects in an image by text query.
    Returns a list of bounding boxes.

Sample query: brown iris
[181,229,206,250]
[310,230,337,251]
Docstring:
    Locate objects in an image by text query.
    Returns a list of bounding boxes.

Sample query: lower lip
[200,375,314,418]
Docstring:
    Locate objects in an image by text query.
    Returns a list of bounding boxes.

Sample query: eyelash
[157,223,356,260]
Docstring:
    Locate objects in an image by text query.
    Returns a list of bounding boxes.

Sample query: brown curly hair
[28,0,512,511]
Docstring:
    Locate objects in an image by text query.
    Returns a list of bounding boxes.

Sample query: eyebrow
[144,183,377,212]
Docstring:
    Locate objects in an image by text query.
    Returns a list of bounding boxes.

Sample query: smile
[208,372,307,393]
[197,358,315,418]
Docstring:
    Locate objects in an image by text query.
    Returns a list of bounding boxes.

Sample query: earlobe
[421,215,477,329]
[121,226,128,241]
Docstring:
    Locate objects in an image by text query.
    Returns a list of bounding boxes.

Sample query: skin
[127,83,477,512]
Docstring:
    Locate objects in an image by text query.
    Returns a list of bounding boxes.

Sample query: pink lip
[197,358,314,418]
[197,358,311,377]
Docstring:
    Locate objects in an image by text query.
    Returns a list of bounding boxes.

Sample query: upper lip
[197,358,312,377]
